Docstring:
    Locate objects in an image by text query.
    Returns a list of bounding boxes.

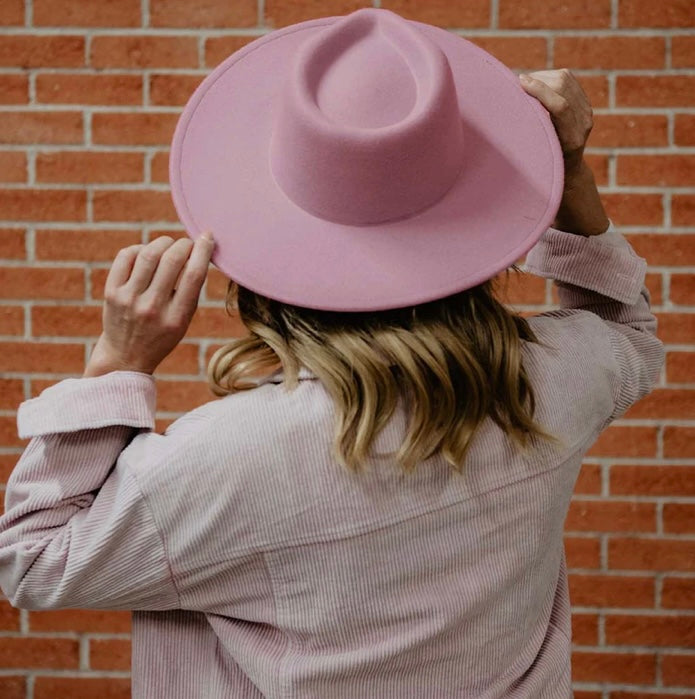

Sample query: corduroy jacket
[0,220,664,698]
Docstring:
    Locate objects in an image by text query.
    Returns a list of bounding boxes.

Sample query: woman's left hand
[84,233,216,378]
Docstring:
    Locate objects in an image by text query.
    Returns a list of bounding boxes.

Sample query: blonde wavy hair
[207,267,565,473]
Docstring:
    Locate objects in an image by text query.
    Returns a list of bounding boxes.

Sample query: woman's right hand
[518,69,593,181]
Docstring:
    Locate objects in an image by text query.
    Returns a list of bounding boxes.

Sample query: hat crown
[268,7,466,226]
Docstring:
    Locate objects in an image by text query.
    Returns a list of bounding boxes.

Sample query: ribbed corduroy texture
[0,221,665,698]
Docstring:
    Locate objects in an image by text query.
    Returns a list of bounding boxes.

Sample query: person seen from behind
[0,8,664,698]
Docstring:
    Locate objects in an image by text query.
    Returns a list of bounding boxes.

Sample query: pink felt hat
[170,7,564,312]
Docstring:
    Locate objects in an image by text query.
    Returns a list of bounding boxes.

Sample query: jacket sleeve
[523,218,665,429]
[0,371,181,611]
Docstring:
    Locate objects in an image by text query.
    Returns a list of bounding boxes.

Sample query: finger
[104,244,144,298]
[170,234,215,317]
[124,236,176,295]
[519,74,573,122]
[142,237,194,304]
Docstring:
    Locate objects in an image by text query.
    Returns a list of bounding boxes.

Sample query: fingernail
[201,232,214,243]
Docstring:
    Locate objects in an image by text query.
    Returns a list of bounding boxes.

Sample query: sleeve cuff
[523,219,647,305]
[17,371,156,439]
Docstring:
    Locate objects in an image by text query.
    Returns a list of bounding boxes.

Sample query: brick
[493,268,545,305]
[673,35,695,67]
[378,0,489,28]
[673,194,695,225]
[671,274,695,307]
[617,155,695,187]
[0,342,84,373]
[0,378,24,409]
[0,598,20,630]
[625,234,695,266]
[34,0,140,26]
[622,388,695,420]
[662,653,695,686]
[568,573,654,608]
[156,342,200,375]
[617,75,695,107]
[89,638,131,671]
[150,73,204,106]
[572,613,598,644]
[0,35,85,68]
[0,226,24,259]
[36,228,141,261]
[156,379,216,412]
[91,35,199,69]
[462,36,547,70]
[0,151,27,182]
[0,414,25,446]
[32,305,102,337]
[92,112,179,146]
[29,609,131,633]
[90,267,109,299]
[150,150,169,182]
[662,577,695,610]
[573,693,601,699]
[0,189,85,221]
[36,151,144,184]
[574,463,601,495]
[0,637,79,668]
[554,35,665,69]
[608,537,695,571]
[619,0,693,27]
[0,0,23,25]
[185,306,246,338]
[150,0,257,28]
[664,426,695,458]
[34,676,131,699]
[0,306,24,334]
[611,465,695,496]
[0,676,25,699]
[155,416,176,433]
[587,426,658,459]
[205,266,231,300]
[601,193,663,226]
[36,73,142,105]
[565,500,656,533]
[564,536,601,569]
[571,651,655,684]
[0,110,83,144]
[499,0,611,28]
[0,74,28,104]
[663,503,695,534]
[606,614,695,646]
[0,453,20,481]
[205,35,260,68]
[0,266,84,299]
[656,313,695,344]
[589,114,668,148]
[93,189,177,222]
[645,272,662,305]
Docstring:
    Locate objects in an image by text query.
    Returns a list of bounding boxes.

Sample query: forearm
[553,160,611,237]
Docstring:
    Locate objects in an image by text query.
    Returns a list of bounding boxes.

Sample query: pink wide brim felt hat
[170,7,564,312]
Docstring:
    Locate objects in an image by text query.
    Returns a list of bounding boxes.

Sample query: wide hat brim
[170,11,564,312]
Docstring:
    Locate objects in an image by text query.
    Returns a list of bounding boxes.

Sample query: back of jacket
[0,221,665,698]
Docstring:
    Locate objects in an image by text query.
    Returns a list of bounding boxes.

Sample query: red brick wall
[0,1,693,697]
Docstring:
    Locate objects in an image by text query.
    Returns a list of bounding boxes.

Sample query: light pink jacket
[0,221,664,698]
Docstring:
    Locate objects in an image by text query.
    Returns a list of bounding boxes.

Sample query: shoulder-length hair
[207,266,564,473]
